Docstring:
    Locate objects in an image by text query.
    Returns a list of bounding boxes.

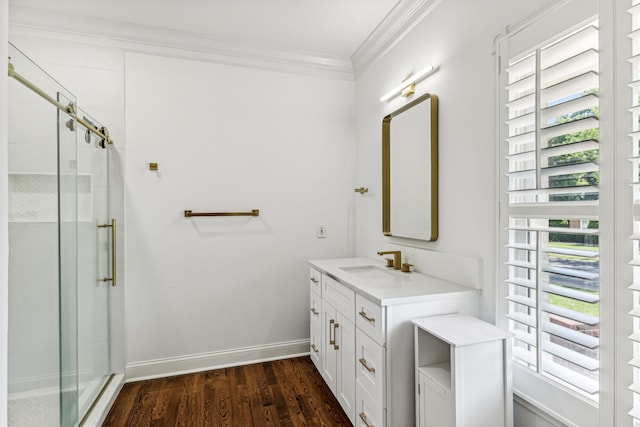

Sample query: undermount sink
[339,265,394,280]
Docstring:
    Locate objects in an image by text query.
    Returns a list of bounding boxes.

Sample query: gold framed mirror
[382,93,438,241]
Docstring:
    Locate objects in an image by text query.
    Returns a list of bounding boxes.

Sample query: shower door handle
[97,218,117,286]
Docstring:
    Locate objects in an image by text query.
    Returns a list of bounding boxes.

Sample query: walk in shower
[7,44,118,426]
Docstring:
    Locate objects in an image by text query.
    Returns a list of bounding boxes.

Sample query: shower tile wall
[8,222,59,391]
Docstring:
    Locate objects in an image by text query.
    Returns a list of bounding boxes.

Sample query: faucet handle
[401,263,413,273]
[377,250,402,270]
[385,258,395,268]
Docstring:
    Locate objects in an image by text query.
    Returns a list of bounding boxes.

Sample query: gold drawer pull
[311,344,319,353]
[310,307,319,315]
[310,277,319,283]
[359,311,375,323]
[333,323,340,350]
[359,412,375,427]
[359,357,376,373]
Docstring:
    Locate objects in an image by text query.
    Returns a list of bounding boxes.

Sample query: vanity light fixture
[379,65,435,103]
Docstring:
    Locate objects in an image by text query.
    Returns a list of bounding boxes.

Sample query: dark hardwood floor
[102,356,351,427]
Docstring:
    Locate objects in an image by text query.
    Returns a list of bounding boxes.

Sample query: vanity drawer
[356,380,385,427]
[322,274,355,321]
[356,294,386,345]
[356,327,385,406]
[309,312,321,371]
[309,267,322,295]
[310,291,322,323]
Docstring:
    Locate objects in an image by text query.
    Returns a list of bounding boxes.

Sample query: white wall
[1,0,9,424]
[124,53,355,372]
[354,0,549,321]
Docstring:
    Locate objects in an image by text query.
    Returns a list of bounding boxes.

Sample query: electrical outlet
[317,223,326,238]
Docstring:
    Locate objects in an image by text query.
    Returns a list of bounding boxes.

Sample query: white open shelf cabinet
[413,314,513,427]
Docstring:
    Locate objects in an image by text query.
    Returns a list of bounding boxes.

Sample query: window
[498,3,605,422]
[504,19,601,399]
[499,1,640,425]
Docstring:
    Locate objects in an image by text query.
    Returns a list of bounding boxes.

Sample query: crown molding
[351,0,443,77]
[8,6,355,81]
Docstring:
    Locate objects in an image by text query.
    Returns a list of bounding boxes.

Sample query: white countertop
[308,258,478,306]
[413,313,511,346]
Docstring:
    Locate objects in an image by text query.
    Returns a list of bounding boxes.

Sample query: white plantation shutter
[506,23,600,206]
[504,19,600,399]
[629,1,640,423]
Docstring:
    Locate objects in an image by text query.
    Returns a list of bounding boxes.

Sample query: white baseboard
[125,339,310,382]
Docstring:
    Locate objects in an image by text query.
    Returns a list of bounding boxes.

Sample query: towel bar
[184,209,259,218]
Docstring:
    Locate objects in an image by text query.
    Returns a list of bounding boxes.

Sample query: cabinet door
[418,371,427,427]
[418,369,454,427]
[336,312,356,424]
[321,301,338,392]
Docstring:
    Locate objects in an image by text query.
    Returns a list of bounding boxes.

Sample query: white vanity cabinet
[308,258,480,427]
[413,314,512,427]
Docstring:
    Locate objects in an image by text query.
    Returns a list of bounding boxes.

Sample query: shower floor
[8,388,60,427]
[8,379,100,427]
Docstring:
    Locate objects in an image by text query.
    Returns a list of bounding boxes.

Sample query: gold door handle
[359,311,375,324]
[329,319,335,347]
[97,218,117,286]
[333,323,340,350]
[359,412,375,427]
[310,307,319,315]
[310,277,319,283]
[311,344,319,353]
[359,357,376,373]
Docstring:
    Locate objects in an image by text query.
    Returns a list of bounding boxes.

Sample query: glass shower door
[76,112,113,423]
[59,105,113,426]
[7,43,79,427]
[58,94,79,427]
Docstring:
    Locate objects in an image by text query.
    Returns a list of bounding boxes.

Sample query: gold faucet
[377,250,402,270]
